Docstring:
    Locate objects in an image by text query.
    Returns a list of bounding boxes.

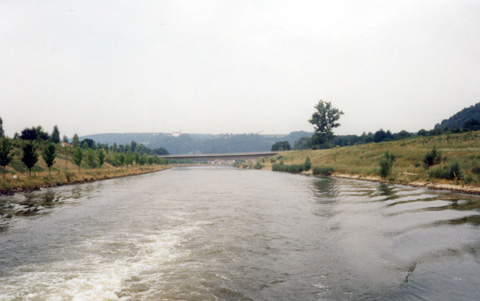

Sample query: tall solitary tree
[0,138,13,178]
[22,142,38,176]
[308,100,344,149]
[51,125,60,144]
[42,143,57,175]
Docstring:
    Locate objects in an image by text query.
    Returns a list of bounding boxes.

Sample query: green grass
[260,131,480,187]
[0,143,171,194]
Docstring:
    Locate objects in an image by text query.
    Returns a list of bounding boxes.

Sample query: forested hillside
[435,102,480,130]
[81,131,313,154]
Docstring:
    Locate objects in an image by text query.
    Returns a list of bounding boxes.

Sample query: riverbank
[241,131,480,195]
[0,165,170,195]
[331,172,480,195]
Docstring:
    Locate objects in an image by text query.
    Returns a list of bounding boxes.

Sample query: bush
[272,163,283,172]
[253,162,264,169]
[464,174,474,184]
[446,161,463,180]
[286,164,304,173]
[304,156,311,171]
[423,146,442,168]
[272,163,304,174]
[428,161,463,180]
[379,151,396,179]
[428,166,446,179]
[472,166,480,175]
[313,166,335,176]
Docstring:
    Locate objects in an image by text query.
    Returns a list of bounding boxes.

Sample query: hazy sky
[1,0,479,137]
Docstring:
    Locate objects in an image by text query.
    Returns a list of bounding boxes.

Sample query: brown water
[0,166,479,300]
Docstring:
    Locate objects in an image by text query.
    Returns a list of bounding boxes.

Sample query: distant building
[171,130,182,137]
[61,142,72,147]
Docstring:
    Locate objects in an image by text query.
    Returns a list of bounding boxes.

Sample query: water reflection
[311,177,339,201]
[307,176,480,299]
[377,183,397,199]
[0,184,100,232]
[435,214,480,226]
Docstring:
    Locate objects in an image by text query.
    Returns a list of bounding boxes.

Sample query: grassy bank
[0,165,170,195]
[241,131,480,193]
[0,144,170,194]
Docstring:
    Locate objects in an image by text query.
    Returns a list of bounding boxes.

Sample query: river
[0,166,479,300]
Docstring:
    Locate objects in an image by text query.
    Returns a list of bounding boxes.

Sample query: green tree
[20,127,37,141]
[293,137,311,150]
[35,126,50,141]
[73,148,83,171]
[81,138,95,149]
[22,142,38,176]
[72,133,80,148]
[86,149,96,168]
[42,143,57,175]
[308,100,344,148]
[62,135,69,143]
[138,155,147,166]
[125,153,133,167]
[118,153,125,165]
[379,151,396,179]
[271,141,291,151]
[0,138,13,178]
[130,141,137,153]
[112,143,118,153]
[51,125,60,144]
[0,117,4,137]
[152,147,169,155]
[97,149,105,167]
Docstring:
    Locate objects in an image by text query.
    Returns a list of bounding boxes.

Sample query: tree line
[275,100,480,151]
[0,118,170,178]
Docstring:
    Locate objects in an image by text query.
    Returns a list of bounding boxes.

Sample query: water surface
[1,166,479,300]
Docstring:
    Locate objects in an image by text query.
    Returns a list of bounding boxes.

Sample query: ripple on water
[0,168,479,300]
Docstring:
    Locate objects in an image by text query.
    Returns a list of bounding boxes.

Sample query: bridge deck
[160,151,280,161]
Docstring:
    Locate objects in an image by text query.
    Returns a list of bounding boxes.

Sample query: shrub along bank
[245,131,480,191]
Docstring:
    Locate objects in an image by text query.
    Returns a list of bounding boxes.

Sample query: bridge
[160,151,280,163]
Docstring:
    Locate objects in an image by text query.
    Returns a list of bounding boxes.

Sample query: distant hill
[434,102,480,130]
[80,131,313,154]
